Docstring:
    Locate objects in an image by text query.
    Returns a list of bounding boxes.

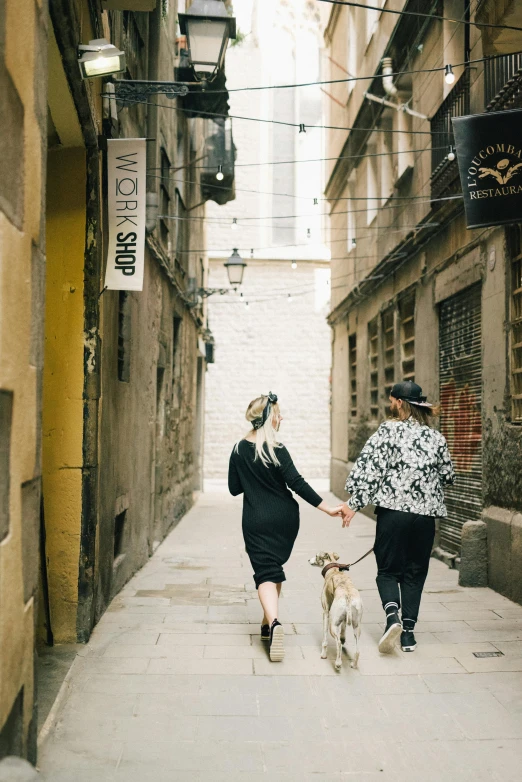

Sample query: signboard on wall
[105,138,146,291]
[452,108,522,229]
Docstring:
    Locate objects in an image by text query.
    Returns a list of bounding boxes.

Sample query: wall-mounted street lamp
[106,1,236,100]
[78,39,126,79]
[224,248,246,286]
[178,0,237,83]
[192,249,247,304]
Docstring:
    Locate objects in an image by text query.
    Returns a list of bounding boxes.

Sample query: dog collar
[321,563,350,578]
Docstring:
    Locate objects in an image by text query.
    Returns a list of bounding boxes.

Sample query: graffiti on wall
[441,378,481,472]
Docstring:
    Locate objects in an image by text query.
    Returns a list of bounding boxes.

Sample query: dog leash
[321,547,374,579]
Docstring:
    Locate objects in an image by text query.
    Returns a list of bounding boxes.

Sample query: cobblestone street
[38,489,522,781]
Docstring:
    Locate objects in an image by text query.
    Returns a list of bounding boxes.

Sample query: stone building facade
[1,0,227,764]
[204,0,331,481]
[0,0,47,762]
[324,0,522,602]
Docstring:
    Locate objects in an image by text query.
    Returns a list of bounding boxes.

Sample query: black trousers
[374,507,435,623]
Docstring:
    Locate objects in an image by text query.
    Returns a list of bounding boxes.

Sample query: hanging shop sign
[105,138,146,291]
[452,108,522,229]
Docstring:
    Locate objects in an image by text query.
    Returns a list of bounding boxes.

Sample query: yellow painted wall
[43,148,86,643]
[0,0,45,751]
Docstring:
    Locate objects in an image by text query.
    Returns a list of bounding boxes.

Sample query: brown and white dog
[309,551,363,670]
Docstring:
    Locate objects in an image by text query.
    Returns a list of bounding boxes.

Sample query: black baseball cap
[390,381,432,408]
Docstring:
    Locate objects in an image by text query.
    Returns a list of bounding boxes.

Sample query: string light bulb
[231,218,238,230]
[444,64,455,85]
[307,228,311,238]
[250,248,254,258]
[287,293,293,303]
[447,146,456,162]
[291,260,297,270]
[216,164,224,181]
[351,238,357,249]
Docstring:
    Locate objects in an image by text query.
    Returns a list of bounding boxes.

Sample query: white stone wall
[204,259,331,480]
[203,0,331,482]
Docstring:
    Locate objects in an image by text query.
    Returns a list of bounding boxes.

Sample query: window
[114,510,126,561]
[346,180,356,252]
[0,390,13,542]
[349,334,357,417]
[160,148,171,253]
[366,153,378,225]
[346,11,357,95]
[365,0,382,46]
[368,318,379,419]
[175,190,189,276]
[380,119,394,204]
[118,291,131,382]
[382,307,395,398]
[172,315,182,406]
[396,109,414,182]
[122,12,146,80]
[400,294,415,381]
[509,226,522,421]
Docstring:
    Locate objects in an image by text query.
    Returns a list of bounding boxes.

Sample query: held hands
[319,501,356,527]
[324,504,355,527]
[341,504,355,528]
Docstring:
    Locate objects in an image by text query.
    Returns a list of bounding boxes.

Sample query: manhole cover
[473,651,504,658]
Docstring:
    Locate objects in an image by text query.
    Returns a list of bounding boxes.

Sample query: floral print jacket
[345,418,456,517]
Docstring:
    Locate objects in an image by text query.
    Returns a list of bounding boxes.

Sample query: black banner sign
[452,108,522,229]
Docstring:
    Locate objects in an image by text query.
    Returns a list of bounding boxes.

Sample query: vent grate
[472,651,504,658]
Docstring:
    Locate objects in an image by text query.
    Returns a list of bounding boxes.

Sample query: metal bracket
[112,80,190,100]
[198,286,237,299]
[364,91,428,121]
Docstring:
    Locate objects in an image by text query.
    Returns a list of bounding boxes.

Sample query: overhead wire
[146,144,447,172]
[148,161,459,201]
[108,53,495,132]
[316,0,522,32]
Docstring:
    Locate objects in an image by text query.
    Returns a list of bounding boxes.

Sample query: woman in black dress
[228,393,343,661]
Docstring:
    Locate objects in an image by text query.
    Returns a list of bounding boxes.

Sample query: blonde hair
[395,400,441,428]
[239,395,282,467]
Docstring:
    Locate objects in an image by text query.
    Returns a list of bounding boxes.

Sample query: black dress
[228,440,323,588]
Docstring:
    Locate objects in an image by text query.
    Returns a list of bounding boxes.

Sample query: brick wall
[204,259,331,480]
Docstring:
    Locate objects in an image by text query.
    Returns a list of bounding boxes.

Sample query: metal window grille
[349,333,357,418]
[382,307,395,398]
[430,69,470,198]
[400,294,415,382]
[509,226,522,422]
[172,316,182,406]
[122,11,147,80]
[368,318,379,419]
[118,291,131,383]
[439,283,483,554]
[484,51,522,111]
[160,148,171,253]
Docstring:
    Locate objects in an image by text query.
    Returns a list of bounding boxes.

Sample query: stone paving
[39,489,522,781]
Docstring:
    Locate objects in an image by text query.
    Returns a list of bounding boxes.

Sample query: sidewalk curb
[37,654,82,749]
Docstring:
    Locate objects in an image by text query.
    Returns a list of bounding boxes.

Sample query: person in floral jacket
[340,381,455,654]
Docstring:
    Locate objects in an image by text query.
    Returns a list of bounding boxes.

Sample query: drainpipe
[363,55,428,120]
[381,57,398,99]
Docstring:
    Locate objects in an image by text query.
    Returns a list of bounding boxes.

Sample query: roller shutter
[439,283,482,555]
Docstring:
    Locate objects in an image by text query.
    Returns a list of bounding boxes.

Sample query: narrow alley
[38,489,522,782]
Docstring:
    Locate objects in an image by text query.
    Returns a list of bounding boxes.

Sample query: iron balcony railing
[484,51,522,111]
[431,69,470,174]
